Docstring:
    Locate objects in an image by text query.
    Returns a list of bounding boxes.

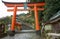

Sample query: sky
[0,0,28,18]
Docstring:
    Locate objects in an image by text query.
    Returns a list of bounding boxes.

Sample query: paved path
[1,32,40,39]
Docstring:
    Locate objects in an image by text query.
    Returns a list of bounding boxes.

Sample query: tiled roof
[45,11,60,24]
[2,0,26,3]
[2,0,44,4]
[50,11,60,20]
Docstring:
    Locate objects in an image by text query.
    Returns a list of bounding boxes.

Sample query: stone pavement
[1,32,41,39]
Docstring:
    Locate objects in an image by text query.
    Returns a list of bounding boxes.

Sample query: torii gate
[2,1,45,33]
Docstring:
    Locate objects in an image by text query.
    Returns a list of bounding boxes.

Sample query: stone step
[15,30,36,33]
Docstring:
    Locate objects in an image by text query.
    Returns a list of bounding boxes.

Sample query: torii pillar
[34,4,40,32]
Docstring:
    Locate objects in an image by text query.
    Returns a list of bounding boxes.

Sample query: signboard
[24,2,27,10]
[45,24,52,30]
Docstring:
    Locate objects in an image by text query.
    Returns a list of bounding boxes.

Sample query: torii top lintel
[2,1,45,7]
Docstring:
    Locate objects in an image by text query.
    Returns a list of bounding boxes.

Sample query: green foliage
[43,0,60,22]
[0,16,11,24]
[17,13,35,25]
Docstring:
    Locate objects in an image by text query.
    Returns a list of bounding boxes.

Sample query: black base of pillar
[36,30,41,36]
[7,30,15,36]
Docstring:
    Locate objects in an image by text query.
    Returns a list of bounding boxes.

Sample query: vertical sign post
[24,2,27,10]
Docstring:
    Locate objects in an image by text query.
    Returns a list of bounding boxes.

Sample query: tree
[43,0,60,22]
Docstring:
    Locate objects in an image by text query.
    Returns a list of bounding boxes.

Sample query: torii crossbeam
[2,1,45,33]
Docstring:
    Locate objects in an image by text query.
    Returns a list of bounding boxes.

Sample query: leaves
[43,0,60,22]
[0,16,11,24]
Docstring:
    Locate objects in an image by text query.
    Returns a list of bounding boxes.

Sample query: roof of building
[45,10,60,25]
[50,11,60,21]
[2,0,44,4]
[2,0,26,3]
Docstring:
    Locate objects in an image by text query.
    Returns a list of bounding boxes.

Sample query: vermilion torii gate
[2,1,45,32]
